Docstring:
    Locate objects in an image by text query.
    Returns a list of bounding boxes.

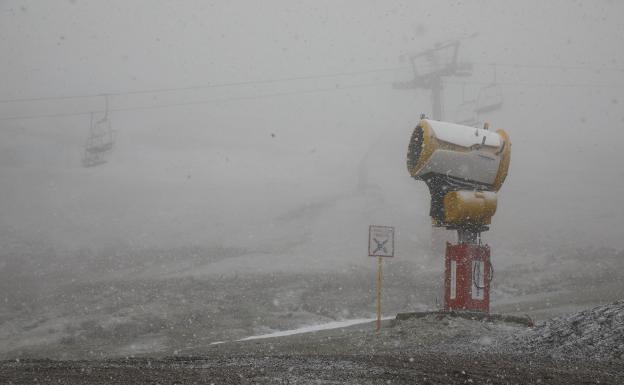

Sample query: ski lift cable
[0,65,410,105]
[1,61,620,106]
[0,81,393,121]
[444,79,624,88]
[2,79,623,122]
[471,61,624,73]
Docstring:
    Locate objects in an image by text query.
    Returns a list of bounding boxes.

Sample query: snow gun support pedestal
[406,119,511,314]
[444,227,492,312]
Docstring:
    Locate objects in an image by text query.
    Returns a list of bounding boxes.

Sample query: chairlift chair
[81,154,107,167]
[81,108,114,167]
[85,117,114,154]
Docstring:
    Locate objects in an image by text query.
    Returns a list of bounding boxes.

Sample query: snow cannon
[406,119,510,231]
[406,118,511,313]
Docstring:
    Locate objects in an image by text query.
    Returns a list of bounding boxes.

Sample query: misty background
[2,1,624,257]
[1,0,624,358]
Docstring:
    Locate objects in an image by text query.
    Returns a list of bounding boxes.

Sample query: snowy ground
[0,246,622,360]
[236,317,392,341]
[1,305,623,384]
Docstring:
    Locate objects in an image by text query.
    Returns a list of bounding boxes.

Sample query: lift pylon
[393,40,472,120]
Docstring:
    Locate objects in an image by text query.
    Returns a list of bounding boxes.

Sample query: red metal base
[444,243,491,313]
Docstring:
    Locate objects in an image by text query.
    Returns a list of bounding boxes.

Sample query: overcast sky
[1,1,623,267]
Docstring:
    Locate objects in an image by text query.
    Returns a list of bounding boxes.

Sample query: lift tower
[394,41,475,256]
[406,119,511,312]
[393,40,472,120]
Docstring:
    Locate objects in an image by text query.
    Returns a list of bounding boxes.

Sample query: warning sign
[368,225,395,257]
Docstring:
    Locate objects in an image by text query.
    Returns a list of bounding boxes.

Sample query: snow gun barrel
[406,119,511,231]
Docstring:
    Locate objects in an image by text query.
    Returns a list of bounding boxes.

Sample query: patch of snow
[236,317,393,341]
[425,119,501,148]
[116,335,168,356]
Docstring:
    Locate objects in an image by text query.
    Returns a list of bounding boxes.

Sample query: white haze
[1,0,624,273]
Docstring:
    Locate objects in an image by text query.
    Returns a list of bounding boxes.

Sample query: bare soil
[1,353,621,385]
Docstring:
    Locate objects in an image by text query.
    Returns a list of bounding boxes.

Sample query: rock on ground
[513,300,624,360]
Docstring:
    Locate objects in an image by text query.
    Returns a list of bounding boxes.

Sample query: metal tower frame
[394,40,472,120]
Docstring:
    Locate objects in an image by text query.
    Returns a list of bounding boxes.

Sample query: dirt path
[1,353,621,385]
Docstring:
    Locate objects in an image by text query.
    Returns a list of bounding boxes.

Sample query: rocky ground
[0,352,620,385]
[513,300,624,360]
[2,247,623,360]
[1,303,623,384]
[0,247,623,383]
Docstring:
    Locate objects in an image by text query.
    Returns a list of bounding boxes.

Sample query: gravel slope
[513,300,624,360]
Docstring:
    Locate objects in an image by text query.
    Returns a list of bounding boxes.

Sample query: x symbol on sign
[373,238,388,254]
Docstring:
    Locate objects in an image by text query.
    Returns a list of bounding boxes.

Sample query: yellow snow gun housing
[406,119,511,231]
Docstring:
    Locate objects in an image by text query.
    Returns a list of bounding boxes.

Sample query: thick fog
[1,0,624,273]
